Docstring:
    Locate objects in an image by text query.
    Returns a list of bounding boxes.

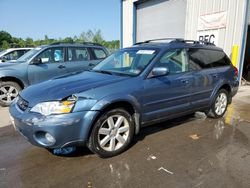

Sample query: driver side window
[155,49,188,74]
[36,48,64,63]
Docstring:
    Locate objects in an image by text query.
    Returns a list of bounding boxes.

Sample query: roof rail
[51,42,75,45]
[82,42,103,46]
[135,38,184,45]
[175,39,216,46]
[50,42,103,46]
[134,38,216,46]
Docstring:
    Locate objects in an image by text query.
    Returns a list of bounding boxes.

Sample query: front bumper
[9,103,99,149]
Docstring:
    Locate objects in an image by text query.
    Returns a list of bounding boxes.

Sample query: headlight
[30,100,76,116]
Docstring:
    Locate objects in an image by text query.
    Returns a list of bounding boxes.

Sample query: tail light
[233,66,238,77]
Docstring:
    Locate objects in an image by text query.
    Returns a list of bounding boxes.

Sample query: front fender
[90,93,141,112]
[90,93,142,134]
[0,69,29,87]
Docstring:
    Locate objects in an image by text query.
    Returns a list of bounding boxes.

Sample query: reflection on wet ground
[1,99,250,188]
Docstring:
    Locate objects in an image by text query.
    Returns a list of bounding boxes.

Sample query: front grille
[17,96,29,111]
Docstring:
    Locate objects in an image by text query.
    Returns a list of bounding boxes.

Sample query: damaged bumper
[9,102,99,149]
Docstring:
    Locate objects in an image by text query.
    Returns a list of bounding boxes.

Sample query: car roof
[130,39,223,51]
[38,42,105,49]
[4,47,33,52]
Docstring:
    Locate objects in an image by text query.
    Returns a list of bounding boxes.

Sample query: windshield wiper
[91,70,113,75]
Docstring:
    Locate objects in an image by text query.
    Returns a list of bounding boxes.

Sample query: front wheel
[0,81,21,107]
[206,89,229,118]
[87,108,135,158]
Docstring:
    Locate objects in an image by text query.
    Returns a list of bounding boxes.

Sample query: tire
[0,81,21,107]
[206,89,229,119]
[87,108,135,158]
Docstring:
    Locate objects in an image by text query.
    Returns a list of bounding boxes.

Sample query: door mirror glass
[150,67,169,78]
[0,56,8,62]
[32,57,42,64]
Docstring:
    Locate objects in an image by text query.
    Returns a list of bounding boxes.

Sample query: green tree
[2,40,10,49]
[0,31,12,46]
[92,29,104,44]
[25,37,34,47]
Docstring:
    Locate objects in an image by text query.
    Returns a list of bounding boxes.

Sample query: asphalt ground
[0,86,250,188]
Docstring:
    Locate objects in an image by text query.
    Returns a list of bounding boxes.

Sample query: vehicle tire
[87,108,135,158]
[206,89,229,119]
[0,81,21,107]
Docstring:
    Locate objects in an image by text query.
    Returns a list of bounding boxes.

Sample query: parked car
[9,39,239,158]
[0,42,108,106]
[0,48,32,63]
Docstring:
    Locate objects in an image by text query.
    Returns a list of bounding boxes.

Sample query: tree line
[0,29,120,51]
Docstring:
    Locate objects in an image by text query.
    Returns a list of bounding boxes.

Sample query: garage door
[136,0,187,42]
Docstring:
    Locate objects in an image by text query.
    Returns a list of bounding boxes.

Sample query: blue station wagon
[9,39,239,157]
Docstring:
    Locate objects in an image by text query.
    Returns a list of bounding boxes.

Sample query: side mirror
[32,58,42,65]
[150,67,169,78]
[0,56,8,62]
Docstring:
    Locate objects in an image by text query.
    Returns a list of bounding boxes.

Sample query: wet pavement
[1,87,250,188]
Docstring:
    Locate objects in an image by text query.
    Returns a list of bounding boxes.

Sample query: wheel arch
[88,97,141,140]
[0,76,25,89]
[210,82,232,106]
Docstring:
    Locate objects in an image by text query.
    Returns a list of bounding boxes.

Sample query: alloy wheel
[214,92,227,116]
[0,85,19,104]
[98,115,130,152]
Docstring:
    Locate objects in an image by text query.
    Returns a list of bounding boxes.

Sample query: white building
[121,0,250,81]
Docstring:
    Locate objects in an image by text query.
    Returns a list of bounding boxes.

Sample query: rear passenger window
[67,47,90,61]
[93,48,107,59]
[188,48,230,70]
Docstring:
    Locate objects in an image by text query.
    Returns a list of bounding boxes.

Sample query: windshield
[0,50,8,56]
[17,47,42,62]
[93,48,157,76]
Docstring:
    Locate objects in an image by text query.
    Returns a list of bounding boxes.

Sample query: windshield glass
[17,47,42,62]
[0,50,8,56]
[93,48,157,76]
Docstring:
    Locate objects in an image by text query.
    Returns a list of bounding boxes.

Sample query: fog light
[45,133,56,144]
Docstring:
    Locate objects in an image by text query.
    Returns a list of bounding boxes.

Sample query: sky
[0,0,120,41]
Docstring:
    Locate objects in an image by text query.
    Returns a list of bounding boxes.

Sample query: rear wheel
[87,108,135,158]
[206,89,228,118]
[0,81,21,107]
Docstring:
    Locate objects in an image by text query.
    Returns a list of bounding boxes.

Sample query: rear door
[87,47,108,69]
[27,47,67,85]
[142,49,193,122]
[187,48,226,109]
[65,47,93,72]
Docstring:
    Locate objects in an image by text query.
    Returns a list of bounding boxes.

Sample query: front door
[142,49,192,123]
[28,47,67,85]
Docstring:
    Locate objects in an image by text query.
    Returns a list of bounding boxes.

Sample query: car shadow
[131,113,196,146]
[58,113,197,158]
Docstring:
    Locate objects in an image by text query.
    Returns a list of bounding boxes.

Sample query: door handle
[212,74,219,78]
[58,65,66,69]
[89,63,95,67]
[181,79,189,84]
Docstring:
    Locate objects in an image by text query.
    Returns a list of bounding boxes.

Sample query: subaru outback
[9,39,239,158]
[0,42,108,106]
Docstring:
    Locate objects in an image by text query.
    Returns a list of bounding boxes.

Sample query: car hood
[20,71,128,106]
[0,61,23,68]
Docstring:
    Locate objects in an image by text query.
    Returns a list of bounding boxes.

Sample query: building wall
[122,0,249,76]
[185,0,248,70]
[122,0,138,48]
